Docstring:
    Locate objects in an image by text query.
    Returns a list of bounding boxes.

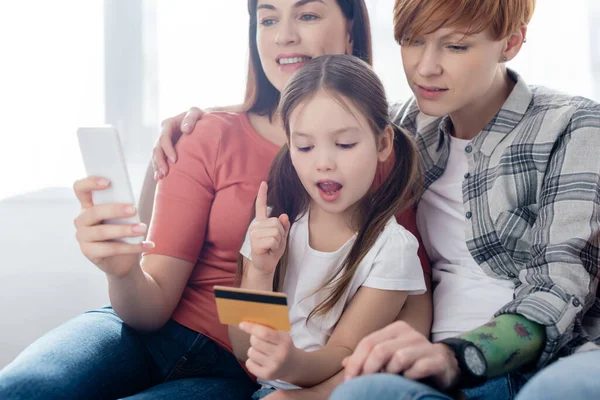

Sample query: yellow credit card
[214,285,291,331]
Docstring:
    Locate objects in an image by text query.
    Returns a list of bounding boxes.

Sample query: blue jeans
[252,387,277,399]
[0,306,257,399]
[515,350,600,400]
[330,373,528,400]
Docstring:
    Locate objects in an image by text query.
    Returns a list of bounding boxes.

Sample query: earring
[502,56,507,62]
[524,38,527,43]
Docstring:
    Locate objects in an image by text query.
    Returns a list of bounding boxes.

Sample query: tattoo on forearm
[514,322,533,340]
[504,349,521,367]
[457,314,545,377]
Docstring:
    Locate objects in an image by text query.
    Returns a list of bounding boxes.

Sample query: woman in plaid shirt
[333,0,600,399]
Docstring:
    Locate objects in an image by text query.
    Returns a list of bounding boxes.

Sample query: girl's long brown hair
[237,54,422,322]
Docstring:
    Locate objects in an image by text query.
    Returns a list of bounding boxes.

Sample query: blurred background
[0,0,598,368]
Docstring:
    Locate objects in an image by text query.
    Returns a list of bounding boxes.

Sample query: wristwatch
[439,337,488,389]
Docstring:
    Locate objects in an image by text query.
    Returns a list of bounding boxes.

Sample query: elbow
[124,316,170,333]
[115,307,172,333]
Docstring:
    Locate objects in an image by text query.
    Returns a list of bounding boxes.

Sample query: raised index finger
[255,181,269,221]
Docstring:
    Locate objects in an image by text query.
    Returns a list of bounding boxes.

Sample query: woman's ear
[345,20,354,55]
[502,25,527,62]
[377,125,394,162]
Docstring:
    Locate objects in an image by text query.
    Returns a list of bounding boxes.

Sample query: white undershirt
[416,136,515,342]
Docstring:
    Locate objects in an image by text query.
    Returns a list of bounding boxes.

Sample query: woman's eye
[401,37,423,46]
[448,44,469,52]
[337,143,357,149]
[260,18,277,26]
[299,14,319,22]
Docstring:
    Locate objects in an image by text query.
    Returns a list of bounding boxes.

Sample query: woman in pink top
[0,1,430,400]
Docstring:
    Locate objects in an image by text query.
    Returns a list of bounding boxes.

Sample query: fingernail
[169,157,176,164]
[132,223,147,234]
[142,241,155,249]
[97,179,109,187]
[160,168,166,177]
[182,123,189,132]
[125,205,136,215]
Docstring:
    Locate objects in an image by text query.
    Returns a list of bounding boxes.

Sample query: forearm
[457,313,545,376]
[240,265,274,292]
[303,369,344,398]
[286,346,351,388]
[230,264,274,359]
[395,278,432,338]
[107,265,172,331]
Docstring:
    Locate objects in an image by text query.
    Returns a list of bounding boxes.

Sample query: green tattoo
[457,314,546,377]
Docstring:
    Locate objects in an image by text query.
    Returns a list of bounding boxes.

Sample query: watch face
[464,346,486,376]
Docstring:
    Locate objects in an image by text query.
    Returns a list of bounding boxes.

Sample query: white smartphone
[76,126,144,244]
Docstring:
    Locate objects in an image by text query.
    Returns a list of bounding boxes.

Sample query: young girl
[228,54,427,399]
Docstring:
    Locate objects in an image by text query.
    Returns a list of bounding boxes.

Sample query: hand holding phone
[77,126,144,244]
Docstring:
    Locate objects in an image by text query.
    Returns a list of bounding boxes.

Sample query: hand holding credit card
[214,286,291,331]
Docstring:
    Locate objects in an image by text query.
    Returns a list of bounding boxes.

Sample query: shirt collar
[435,69,533,156]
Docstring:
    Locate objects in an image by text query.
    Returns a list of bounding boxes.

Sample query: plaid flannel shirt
[390,69,600,367]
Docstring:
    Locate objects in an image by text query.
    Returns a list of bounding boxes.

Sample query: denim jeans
[0,306,257,399]
[330,373,528,400]
[252,387,277,399]
[515,350,600,400]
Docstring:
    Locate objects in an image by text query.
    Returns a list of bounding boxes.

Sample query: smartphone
[214,285,291,331]
[76,126,143,244]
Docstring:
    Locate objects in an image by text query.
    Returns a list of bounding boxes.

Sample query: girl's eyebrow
[258,0,325,12]
[292,127,361,138]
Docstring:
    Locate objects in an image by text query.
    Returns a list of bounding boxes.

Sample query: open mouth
[316,181,343,202]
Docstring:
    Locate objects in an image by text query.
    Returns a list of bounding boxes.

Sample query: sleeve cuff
[362,276,427,295]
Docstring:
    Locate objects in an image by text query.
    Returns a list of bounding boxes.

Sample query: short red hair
[393,0,535,43]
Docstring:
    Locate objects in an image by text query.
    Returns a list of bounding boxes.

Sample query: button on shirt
[391,69,600,367]
[416,136,515,342]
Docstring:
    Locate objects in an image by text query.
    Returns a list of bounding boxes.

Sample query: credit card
[214,285,291,331]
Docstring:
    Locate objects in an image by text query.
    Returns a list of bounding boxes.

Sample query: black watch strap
[439,338,488,389]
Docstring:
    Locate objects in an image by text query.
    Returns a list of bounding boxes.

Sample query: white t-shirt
[240,209,426,389]
[416,136,515,342]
